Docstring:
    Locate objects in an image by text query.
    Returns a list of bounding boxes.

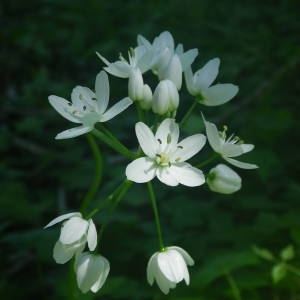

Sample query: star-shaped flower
[126,118,206,186]
[203,116,258,169]
[185,58,239,106]
[49,71,132,139]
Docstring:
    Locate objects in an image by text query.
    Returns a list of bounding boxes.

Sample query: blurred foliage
[1,0,300,299]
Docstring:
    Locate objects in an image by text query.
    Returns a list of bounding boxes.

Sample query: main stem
[80,134,103,213]
[147,182,164,251]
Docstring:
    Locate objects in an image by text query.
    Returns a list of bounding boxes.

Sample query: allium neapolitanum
[45,30,258,295]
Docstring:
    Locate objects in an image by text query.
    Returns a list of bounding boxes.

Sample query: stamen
[175,158,181,162]
[177,145,183,149]
[83,106,86,111]
[157,139,162,144]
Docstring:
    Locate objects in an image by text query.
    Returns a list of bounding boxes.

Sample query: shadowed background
[1,0,300,299]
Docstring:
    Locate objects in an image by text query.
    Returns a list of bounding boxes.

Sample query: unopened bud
[128,69,144,101]
[140,84,153,110]
[161,54,182,90]
[207,164,241,194]
[152,80,179,115]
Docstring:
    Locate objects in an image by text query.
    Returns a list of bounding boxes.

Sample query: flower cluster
[45,31,258,295]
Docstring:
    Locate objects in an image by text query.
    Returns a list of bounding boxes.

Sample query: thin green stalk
[196,153,219,169]
[92,128,137,160]
[80,134,103,213]
[97,180,133,245]
[136,102,145,122]
[179,99,198,126]
[147,182,164,251]
[225,272,242,300]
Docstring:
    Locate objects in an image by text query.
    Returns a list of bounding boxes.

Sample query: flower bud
[152,80,179,115]
[140,84,153,110]
[207,164,241,194]
[128,68,144,101]
[161,54,182,90]
[75,252,110,293]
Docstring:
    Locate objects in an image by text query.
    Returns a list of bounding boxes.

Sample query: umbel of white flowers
[44,212,97,264]
[75,252,110,294]
[207,164,241,194]
[126,118,206,186]
[49,71,132,139]
[147,246,194,294]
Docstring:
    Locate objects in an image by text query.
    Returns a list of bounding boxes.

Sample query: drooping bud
[140,84,153,110]
[152,80,179,115]
[128,68,144,101]
[207,164,241,194]
[161,54,182,90]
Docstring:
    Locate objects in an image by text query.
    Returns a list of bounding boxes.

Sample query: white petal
[184,67,197,96]
[156,168,179,186]
[224,157,258,169]
[155,118,179,151]
[104,61,131,78]
[154,260,176,294]
[137,34,151,48]
[221,143,244,157]
[165,249,187,283]
[100,97,132,122]
[44,212,81,228]
[194,58,220,90]
[135,122,158,157]
[55,125,93,139]
[87,219,97,251]
[159,31,174,51]
[168,246,195,266]
[179,48,198,71]
[53,240,74,264]
[202,115,221,152]
[95,71,109,113]
[157,252,177,282]
[126,157,156,183]
[169,163,205,187]
[60,217,89,245]
[90,256,110,293]
[147,253,157,285]
[172,134,206,162]
[201,84,239,106]
[241,144,254,154]
[96,52,111,67]
[48,95,80,123]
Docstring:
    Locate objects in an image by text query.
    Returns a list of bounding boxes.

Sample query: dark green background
[1,0,300,299]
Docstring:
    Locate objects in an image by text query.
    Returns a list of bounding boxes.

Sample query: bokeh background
[1,0,300,299]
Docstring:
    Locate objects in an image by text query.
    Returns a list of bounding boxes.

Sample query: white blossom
[44,212,97,264]
[147,246,194,294]
[49,71,132,139]
[207,164,241,194]
[126,118,206,186]
[75,252,110,294]
[185,58,239,106]
[203,115,258,169]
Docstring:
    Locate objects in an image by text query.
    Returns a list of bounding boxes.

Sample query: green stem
[92,128,137,160]
[179,98,198,126]
[147,182,164,251]
[225,272,242,300]
[286,264,300,277]
[136,102,145,122]
[80,134,103,213]
[97,180,133,245]
[196,153,219,169]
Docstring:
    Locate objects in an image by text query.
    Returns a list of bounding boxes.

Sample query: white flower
[75,252,110,294]
[203,116,258,169]
[207,164,241,194]
[126,118,206,186]
[44,212,97,264]
[152,80,179,115]
[137,31,198,89]
[139,84,153,110]
[128,68,145,101]
[48,71,132,139]
[147,246,194,294]
[185,58,239,106]
[97,46,154,78]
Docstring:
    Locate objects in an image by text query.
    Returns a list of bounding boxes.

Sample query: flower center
[156,153,170,167]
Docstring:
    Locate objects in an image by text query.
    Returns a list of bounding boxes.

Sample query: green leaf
[272,263,287,283]
[252,245,275,261]
[280,244,295,261]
